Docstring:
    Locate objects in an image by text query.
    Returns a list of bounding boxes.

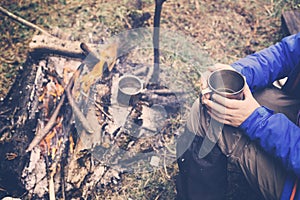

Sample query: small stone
[150,156,160,167]
[112,179,118,185]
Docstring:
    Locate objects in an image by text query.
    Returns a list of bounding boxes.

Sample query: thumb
[200,71,210,89]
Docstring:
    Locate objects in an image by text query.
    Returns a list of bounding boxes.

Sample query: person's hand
[200,63,235,100]
[202,84,260,127]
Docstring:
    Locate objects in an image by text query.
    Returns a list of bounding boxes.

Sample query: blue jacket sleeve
[231,33,300,177]
[240,106,300,177]
[231,33,300,91]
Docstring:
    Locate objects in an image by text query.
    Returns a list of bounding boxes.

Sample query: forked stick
[151,0,167,83]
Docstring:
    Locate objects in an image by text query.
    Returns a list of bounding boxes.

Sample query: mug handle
[201,87,212,95]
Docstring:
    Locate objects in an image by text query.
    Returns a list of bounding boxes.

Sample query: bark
[0,53,40,197]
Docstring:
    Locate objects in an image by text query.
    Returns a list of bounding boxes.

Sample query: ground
[0,0,299,199]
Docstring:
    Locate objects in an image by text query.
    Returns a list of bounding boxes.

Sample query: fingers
[202,93,211,100]
[210,94,240,109]
[207,109,231,125]
[204,99,238,126]
[203,98,227,114]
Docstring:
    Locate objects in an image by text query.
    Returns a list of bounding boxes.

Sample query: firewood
[94,102,113,122]
[26,63,94,152]
[65,87,95,135]
[49,171,56,200]
[0,19,183,197]
[64,64,95,134]
[0,6,99,60]
[29,35,87,59]
[80,42,100,62]
[26,94,65,152]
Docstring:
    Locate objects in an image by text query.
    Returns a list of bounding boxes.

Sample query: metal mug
[201,69,245,100]
[117,74,144,106]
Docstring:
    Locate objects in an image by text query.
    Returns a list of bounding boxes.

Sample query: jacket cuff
[280,173,297,200]
[239,106,274,138]
[230,63,243,73]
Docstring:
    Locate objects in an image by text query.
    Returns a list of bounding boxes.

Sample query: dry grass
[0,0,298,98]
[0,0,299,199]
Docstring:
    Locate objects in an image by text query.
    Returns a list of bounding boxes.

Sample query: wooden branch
[0,5,51,36]
[55,63,95,134]
[94,102,113,122]
[29,35,104,59]
[150,88,181,95]
[29,35,85,58]
[25,63,94,152]
[26,94,65,152]
[65,85,95,134]
[49,171,56,200]
[80,42,100,61]
[0,6,108,60]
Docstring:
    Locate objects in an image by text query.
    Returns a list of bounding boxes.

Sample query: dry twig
[26,63,94,152]
[49,171,56,200]
[26,94,65,152]
[94,102,113,122]
[0,5,51,36]
[65,85,95,134]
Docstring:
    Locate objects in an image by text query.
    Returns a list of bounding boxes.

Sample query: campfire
[0,1,206,198]
[0,28,187,198]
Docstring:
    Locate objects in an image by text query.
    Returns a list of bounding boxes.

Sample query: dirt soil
[0,0,299,199]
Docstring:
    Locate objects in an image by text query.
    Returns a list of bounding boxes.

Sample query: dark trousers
[176,87,300,200]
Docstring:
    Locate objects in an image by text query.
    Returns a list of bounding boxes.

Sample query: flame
[69,134,75,154]
[38,70,73,157]
[44,129,56,155]
[38,90,46,102]
[51,147,57,160]
[41,116,64,156]
[55,83,64,97]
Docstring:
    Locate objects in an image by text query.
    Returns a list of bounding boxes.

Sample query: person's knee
[186,98,203,136]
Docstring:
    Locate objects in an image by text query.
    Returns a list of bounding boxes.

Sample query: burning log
[0,33,181,199]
